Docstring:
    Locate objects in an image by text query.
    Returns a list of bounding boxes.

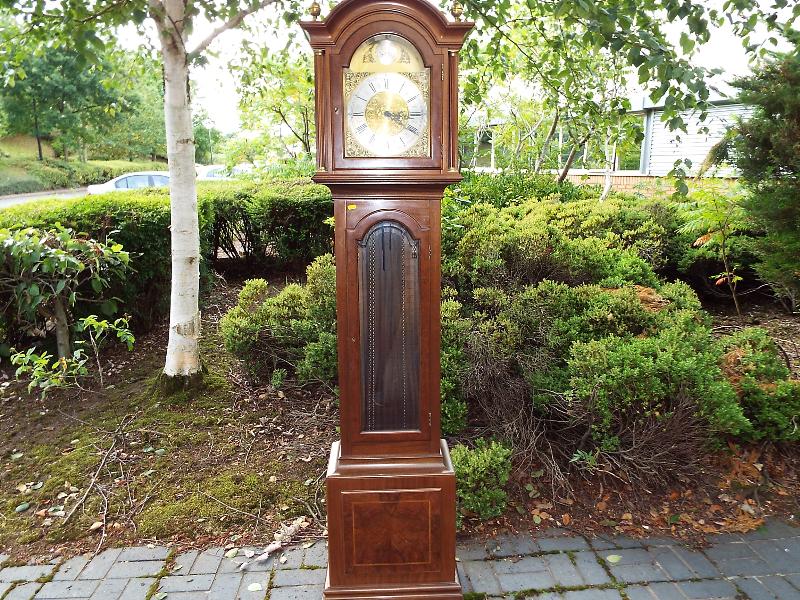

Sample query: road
[0,187,88,210]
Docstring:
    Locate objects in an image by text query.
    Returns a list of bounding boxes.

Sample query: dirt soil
[0,274,336,563]
[1,281,797,562]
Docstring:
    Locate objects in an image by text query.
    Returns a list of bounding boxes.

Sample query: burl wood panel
[345,490,438,568]
[358,221,421,432]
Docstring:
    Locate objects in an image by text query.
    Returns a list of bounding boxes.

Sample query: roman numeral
[407,94,419,102]
[356,124,368,133]
[351,111,364,117]
[368,82,376,92]
[409,110,422,117]
[407,125,419,135]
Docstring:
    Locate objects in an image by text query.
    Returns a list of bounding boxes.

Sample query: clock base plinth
[323,573,463,600]
[324,440,461,600]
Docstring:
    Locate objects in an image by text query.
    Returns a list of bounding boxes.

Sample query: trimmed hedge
[0,159,166,196]
[0,179,332,336]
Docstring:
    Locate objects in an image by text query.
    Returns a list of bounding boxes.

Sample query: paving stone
[678,579,738,599]
[462,560,502,595]
[457,540,489,561]
[496,569,555,592]
[750,538,800,573]
[78,549,122,580]
[0,582,14,597]
[738,575,800,599]
[0,555,9,567]
[153,594,209,600]
[302,542,327,568]
[0,565,57,582]
[105,560,164,579]
[87,578,127,600]
[172,550,198,574]
[270,585,325,600]
[592,536,646,550]
[745,519,800,541]
[239,548,276,572]
[668,546,720,579]
[493,555,548,575]
[704,541,756,562]
[6,582,42,600]
[486,533,539,557]
[273,568,326,587]
[734,576,798,600]
[536,535,589,552]
[239,571,271,599]
[206,573,243,600]
[713,556,773,577]
[53,556,90,581]
[788,573,800,589]
[609,564,669,584]
[117,547,170,562]
[188,548,223,575]
[562,589,623,599]
[158,574,215,592]
[626,583,684,600]
[457,562,472,593]
[275,547,304,570]
[542,553,582,587]
[118,577,155,600]
[35,579,99,598]
[573,550,612,585]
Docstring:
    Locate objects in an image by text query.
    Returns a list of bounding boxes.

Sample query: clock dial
[343,33,430,158]
[347,72,428,157]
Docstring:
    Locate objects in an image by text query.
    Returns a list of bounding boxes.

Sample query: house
[633,96,752,177]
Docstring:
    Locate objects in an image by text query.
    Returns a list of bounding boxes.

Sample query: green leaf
[606,554,622,564]
[15,502,31,513]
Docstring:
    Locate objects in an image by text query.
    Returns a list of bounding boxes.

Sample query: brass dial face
[344,34,431,158]
[347,73,428,157]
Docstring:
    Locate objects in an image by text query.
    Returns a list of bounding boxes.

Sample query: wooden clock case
[301,1,472,598]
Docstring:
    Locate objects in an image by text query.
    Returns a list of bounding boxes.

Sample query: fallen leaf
[596,501,607,512]
[606,554,622,564]
[225,548,239,559]
[279,554,288,564]
[89,521,103,531]
[247,583,263,592]
[15,502,30,513]
[562,513,572,525]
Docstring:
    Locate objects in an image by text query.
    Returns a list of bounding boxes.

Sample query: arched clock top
[301,0,473,50]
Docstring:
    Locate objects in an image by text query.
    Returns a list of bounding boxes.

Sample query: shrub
[450,439,513,523]
[719,328,800,442]
[0,180,332,338]
[220,254,338,382]
[0,226,130,357]
[210,180,332,268]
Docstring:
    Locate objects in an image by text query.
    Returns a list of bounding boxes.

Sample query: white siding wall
[645,103,753,176]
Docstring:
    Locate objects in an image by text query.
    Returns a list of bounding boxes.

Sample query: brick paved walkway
[0,519,797,599]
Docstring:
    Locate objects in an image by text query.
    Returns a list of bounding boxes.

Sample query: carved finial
[451,0,464,21]
[309,0,321,20]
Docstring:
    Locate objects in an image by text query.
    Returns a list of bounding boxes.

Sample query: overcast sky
[119,2,767,135]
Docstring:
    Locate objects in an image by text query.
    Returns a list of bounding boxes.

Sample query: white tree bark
[157,0,202,379]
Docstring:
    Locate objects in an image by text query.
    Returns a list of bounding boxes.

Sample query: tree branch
[188,0,275,59]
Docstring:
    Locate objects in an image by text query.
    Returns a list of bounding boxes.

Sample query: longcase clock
[301,1,472,598]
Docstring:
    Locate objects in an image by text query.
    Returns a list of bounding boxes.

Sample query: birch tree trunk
[156,1,203,384]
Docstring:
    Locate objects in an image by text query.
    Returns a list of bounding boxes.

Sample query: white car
[87,171,170,195]
[197,165,233,181]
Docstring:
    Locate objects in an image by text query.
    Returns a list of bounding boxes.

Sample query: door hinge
[428,412,432,427]
[428,245,432,259]
[441,64,445,81]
